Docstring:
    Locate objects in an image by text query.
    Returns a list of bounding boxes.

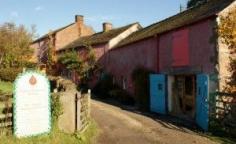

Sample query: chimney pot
[103,22,113,32]
[75,15,84,24]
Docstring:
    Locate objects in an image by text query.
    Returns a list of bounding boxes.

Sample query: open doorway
[170,75,196,119]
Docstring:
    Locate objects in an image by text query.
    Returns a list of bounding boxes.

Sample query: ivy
[218,6,236,94]
[58,50,83,73]
[58,45,97,89]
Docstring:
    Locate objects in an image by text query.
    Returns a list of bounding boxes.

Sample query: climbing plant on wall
[58,44,97,84]
[58,50,83,74]
[219,7,236,94]
[217,6,236,137]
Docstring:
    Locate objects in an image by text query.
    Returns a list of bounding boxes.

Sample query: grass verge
[0,120,98,144]
[0,81,13,94]
[209,136,236,144]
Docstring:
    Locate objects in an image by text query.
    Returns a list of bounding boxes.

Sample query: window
[158,84,163,90]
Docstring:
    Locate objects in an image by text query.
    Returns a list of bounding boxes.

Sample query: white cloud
[35,6,43,11]
[10,11,19,17]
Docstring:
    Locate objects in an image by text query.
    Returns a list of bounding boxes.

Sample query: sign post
[13,71,51,138]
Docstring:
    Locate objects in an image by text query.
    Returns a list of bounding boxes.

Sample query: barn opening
[168,75,196,120]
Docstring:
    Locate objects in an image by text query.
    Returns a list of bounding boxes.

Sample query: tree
[218,7,236,94]
[58,45,97,81]
[187,0,207,8]
[0,22,36,68]
[58,50,83,73]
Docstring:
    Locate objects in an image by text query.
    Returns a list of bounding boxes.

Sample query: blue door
[150,74,166,114]
[196,74,209,131]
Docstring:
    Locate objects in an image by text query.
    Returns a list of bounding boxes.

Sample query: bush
[132,67,153,111]
[0,68,22,82]
[109,87,135,105]
[92,73,113,98]
[51,93,63,125]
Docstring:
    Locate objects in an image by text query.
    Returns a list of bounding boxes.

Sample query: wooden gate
[0,94,12,134]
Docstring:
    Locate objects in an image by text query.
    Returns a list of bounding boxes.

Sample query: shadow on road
[91,95,203,135]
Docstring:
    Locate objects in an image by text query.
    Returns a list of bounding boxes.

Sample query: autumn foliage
[218,7,236,95]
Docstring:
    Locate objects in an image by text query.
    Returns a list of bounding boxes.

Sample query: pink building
[57,22,141,84]
[103,0,235,130]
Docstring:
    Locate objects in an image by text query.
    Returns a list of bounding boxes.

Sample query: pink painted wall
[159,19,216,74]
[104,37,158,94]
[76,43,107,65]
[104,18,216,97]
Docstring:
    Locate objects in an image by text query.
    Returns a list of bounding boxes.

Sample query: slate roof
[116,0,235,48]
[59,23,140,51]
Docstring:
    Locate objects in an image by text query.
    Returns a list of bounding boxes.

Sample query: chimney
[103,22,113,32]
[75,15,84,24]
[75,15,84,37]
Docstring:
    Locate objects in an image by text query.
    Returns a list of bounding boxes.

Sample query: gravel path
[91,99,218,144]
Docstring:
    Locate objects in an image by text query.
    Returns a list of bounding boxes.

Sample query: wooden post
[23,67,26,73]
[87,89,91,117]
[76,92,82,131]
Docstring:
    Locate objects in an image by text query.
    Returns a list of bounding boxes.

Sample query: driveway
[91,99,217,144]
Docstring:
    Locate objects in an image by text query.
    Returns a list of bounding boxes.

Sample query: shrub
[109,87,135,105]
[0,68,22,82]
[92,73,113,98]
[132,67,153,111]
[93,72,135,105]
[51,93,63,125]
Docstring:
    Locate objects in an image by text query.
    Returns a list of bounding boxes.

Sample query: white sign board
[13,71,51,137]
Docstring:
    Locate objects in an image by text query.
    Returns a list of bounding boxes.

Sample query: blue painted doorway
[150,74,167,114]
[196,74,209,131]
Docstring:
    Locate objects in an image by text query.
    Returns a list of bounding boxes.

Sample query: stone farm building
[31,15,94,63]
[32,0,235,131]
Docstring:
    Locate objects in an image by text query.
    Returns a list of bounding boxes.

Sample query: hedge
[0,68,22,82]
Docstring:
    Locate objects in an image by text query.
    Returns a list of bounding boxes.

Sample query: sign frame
[13,71,51,138]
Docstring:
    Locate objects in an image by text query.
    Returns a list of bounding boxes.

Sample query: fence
[0,94,12,135]
[0,78,91,135]
[78,92,91,132]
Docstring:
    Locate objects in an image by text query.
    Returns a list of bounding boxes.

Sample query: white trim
[108,24,141,49]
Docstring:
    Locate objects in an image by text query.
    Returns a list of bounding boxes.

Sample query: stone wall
[51,77,91,133]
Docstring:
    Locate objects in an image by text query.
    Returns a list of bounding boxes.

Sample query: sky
[0,0,188,37]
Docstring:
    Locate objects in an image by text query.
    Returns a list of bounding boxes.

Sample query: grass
[0,81,13,94]
[0,120,98,144]
[209,135,236,144]
[0,81,13,114]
